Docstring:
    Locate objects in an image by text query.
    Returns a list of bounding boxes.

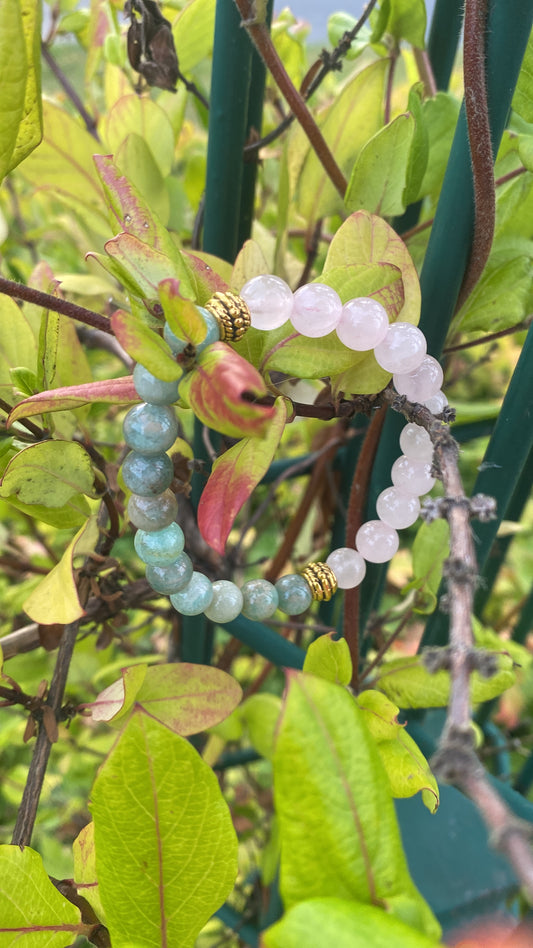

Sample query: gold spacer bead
[204,291,251,342]
[300,562,338,602]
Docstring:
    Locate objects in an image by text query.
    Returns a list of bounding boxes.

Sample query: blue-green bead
[123,403,178,456]
[127,490,178,531]
[196,308,220,353]
[204,580,243,623]
[163,322,187,355]
[122,451,173,496]
[275,574,312,615]
[170,571,213,616]
[241,579,279,620]
[146,553,193,594]
[134,523,185,566]
[133,364,180,405]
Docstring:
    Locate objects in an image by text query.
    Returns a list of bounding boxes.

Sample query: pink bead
[376,486,421,529]
[423,390,448,414]
[326,547,366,588]
[374,322,427,374]
[336,297,389,351]
[290,283,342,338]
[393,355,444,401]
[240,274,293,331]
[399,423,434,462]
[356,520,399,563]
[391,455,436,496]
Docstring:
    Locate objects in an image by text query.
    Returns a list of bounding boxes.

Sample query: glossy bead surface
[241,579,279,620]
[122,451,174,496]
[133,364,180,405]
[123,403,178,455]
[275,574,313,614]
[356,520,399,563]
[127,490,178,531]
[374,322,427,374]
[146,553,193,594]
[170,572,213,616]
[391,456,436,495]
[240,275,293,331]
[290,283,342,338]
[336,297,389,351]
[393,355,443,402]
[326,547,366,589]
[163,309,220,355]
[376,486,421,529]
[134,522,185,566]
[399,423,434,461]
[423,390,448,414]
[204,581,244,623]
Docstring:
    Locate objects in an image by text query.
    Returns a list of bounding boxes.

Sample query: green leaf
[512,30,533,122]
[0,845,81,945]
[174,0,216,74]
[374,652,516,709]
[452,254,532,334]
[91,712,238,948]
[3,494,91,529]
[404,520,450,614]
[263,898,442,948]
[91,232,189,309]
[384,0,427,48]
[115,132,170,225]
[102,94,175,178]
[294,59,388,222]
[241,693,282,759]
[328,14,372,61]
[356,690,439,812]
[232,239,270,291]
[273,672,440,939]
[23,516,99,624]
[159,277,206,345]
[72,822,106,925]
[0,295,37,402]
[0,441,96,506]
[346,113,417,217]
[0,0,42,183]
[110,309,182,381]
[91,663,242,734]
[8,376,137,426]
[415,93,460,200]
[404,84,429,205]
[179,342,278,440]
[197,397,286,553]
[303,632,353,686]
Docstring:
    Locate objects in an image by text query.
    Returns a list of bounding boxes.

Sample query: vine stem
[0,277,113,335]
[233,0,347,198]
[456,0,495,311]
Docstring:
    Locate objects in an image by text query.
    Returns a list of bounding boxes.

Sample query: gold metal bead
[204,291,251,342]
[300,562,338,602]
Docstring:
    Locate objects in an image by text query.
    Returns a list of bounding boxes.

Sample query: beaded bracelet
[122,276,448,625]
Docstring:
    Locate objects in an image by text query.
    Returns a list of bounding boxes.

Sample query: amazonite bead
[163,322,187,355]
[127,490,178,531]
[204,581,243,623]
[133,364,180,405]
[134,523,185,566]
[123,403,178,455]
[122,451,174,496]
[241,579,279,620]
[163,308,220,356]
[275,574,312,614]
[170,572,214,616]
[146,553,193,594]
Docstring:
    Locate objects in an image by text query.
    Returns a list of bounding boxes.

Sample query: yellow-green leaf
[0,0,42,182]
[303,632,353,686]
[23,516,99,624]
[0,441,97,506]
[374,652,516,709]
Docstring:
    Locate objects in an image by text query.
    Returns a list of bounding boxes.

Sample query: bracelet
[122,276,448,625]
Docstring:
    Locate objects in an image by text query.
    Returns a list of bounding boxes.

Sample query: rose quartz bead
[393,355,444,401]
[376,486,421,529]
[391,455,436,496]
[423,390,448,414]
[326,547,366,588]
[399,423,434,462]
[374,322,427,373]
[336,297,389,351]
[355,520,399,563]
[240,274,293,331]
[290,283,342,338]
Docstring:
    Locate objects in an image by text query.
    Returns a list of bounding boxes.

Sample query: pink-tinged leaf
[89,663,242,734]
[7,377,137,426]
[93,232,187,301]
[159,277,206,345]
[198,398,287,553]
[179,342,277,439]
[110,309,181,381]
[182,251,232,303]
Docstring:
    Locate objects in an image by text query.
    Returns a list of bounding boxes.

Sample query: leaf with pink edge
[323,211,421,325]
[110,309,182,382]
[159,277,207,346]
[182,251,233,303]
[89,232,188,303]
[73,822,106,924]
[8,377,137,426]
[198,398,287,553]
[89,664,148,724]
[179,342,277,439]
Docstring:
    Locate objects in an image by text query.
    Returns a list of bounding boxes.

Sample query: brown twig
[0,277,113,335]
[413,47,437,98]
[443,315,532,353]
[0,397,46,439]
[384,47,399,126]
